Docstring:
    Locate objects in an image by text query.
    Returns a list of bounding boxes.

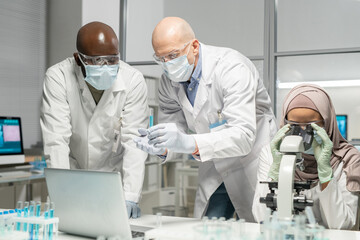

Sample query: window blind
[0,0,46,148]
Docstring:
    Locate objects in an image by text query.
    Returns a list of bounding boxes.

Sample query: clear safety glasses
[153,41,191,63]
[78,52,120,66]
[285,119,324,129]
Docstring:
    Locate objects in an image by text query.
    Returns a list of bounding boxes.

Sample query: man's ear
[73,52,86,77]
[73,52,81,66]
[192,39,200,56]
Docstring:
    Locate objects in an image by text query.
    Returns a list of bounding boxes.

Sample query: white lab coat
[158,43,277,221]
[252,152,360,230]
[40,57,149,203]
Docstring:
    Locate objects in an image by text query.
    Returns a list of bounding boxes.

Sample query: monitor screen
[336,115,347,140]
[0,117,24,165]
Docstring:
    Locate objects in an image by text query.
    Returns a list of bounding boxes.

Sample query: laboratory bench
[55,215,360,240]
[0,168,47,209]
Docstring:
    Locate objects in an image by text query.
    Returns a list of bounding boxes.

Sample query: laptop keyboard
[0,170,32,179]
[131,230,145,239]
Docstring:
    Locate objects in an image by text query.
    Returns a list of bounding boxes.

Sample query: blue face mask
[79,56,119,90]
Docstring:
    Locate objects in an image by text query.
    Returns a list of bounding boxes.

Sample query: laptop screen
[0,117,24,155]
[45,169,133,239]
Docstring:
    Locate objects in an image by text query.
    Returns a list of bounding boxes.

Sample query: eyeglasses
[153,41,192,63]
[78,52,120,66]
[285,119,324,129]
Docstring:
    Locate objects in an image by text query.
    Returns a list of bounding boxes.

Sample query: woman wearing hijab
[253,84,360,230]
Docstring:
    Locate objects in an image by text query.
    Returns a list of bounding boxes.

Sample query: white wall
[164,0,264,57]
[126,0,264,62]
[48,0,120,68]
[47,0,82,68]
[126,0,164,62]
[277,0,360,52]
[82,0,120,39]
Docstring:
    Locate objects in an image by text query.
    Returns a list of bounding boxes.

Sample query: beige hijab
[280,84,360,192]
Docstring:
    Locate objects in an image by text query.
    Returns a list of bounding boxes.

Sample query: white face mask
[159,46,195,83]
[83,64,119,90]
[78,54,119,90]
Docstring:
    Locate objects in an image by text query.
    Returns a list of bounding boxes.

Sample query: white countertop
[56,215,360,240]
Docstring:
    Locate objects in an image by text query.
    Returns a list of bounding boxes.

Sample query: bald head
[152,17,195,56]
[77,21,119,56]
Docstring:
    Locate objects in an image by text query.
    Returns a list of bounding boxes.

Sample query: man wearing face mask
[40,22,149,219]
[134,17,277,221]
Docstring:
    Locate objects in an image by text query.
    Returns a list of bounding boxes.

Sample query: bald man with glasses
[134,17,277,221]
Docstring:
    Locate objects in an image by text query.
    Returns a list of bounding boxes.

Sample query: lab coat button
[223,172,228,177]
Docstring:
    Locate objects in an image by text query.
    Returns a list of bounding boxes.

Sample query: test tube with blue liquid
[43,203,50,240]
[23,201,29,232]
[29,201,35,239]
[49,202,55,240]
[16,201,23,231]
[149,108,154,127]
[0,212,3,235]
[41,156,47,168]
[35,201,41,239]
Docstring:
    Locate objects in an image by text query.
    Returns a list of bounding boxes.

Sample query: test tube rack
[0,213,59,240]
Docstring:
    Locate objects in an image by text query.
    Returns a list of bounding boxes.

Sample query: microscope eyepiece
[288,125,314,151]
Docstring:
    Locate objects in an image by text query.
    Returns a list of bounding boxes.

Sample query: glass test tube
[23,201,29,232]
[16,201,23,231]
[149,108,154,127]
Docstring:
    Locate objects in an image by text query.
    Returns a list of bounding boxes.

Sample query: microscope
[260,125,314,220]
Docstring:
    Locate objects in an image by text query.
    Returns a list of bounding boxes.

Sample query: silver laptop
[45,168,136,239]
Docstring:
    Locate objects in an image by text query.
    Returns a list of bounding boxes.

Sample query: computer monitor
[336,115,347,140]
[0,116,25,165]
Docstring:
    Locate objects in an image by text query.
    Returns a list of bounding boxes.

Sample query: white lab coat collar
[173,43,219,118]
[74,61,96,110]
[199,43,219,85]
[111,61,128,92]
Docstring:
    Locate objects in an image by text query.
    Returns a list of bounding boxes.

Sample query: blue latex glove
[147,123,196,154]
[133,128,167,155]
[311,123,333,183]
[268,124,291,181]
[126,200,141,219]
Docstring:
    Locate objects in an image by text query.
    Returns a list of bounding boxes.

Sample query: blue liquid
[49,209,54,240]
[16,209,22,231]
[35,204,40,240]
[29,205,34,240]
[23,207,28,232]
[149,115,154,127]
